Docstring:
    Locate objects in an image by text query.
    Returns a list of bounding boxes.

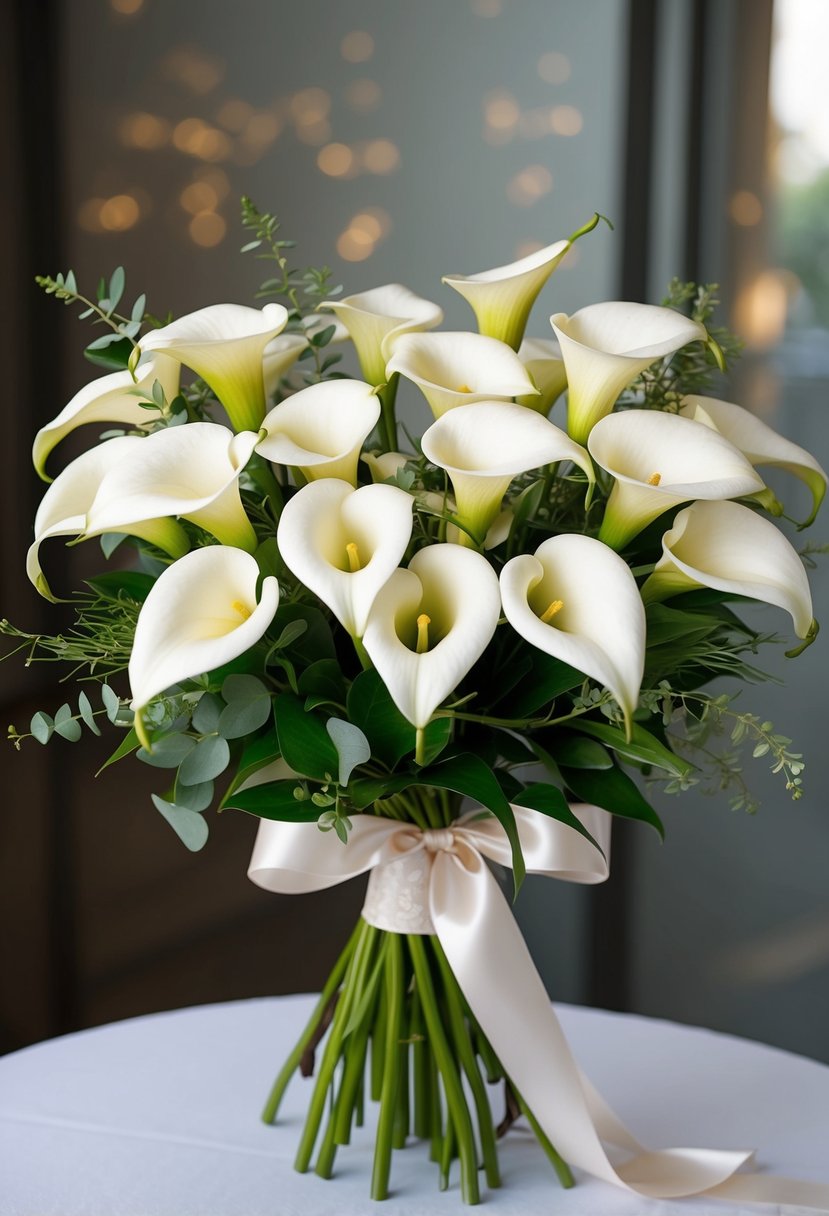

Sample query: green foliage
[35,267,146,370]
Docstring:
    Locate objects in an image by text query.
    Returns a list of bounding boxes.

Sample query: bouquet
[4,200,826,1207]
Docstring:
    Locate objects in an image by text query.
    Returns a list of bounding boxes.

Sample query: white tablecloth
[0,996,827,1215]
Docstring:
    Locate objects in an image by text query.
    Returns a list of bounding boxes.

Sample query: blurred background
[2,0,828,1062]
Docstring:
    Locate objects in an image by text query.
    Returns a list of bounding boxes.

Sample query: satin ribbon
[248,804,829,1208]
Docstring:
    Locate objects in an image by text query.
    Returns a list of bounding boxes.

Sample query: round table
[1,996,827,1215]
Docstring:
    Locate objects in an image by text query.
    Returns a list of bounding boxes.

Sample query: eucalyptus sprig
[36,267,147,371]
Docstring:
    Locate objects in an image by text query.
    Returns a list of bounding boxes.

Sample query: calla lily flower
[641,499,815,641]
[362,544,501,735]
[257,379,380,486]
[32,354,181,481]
[442,238,571,351]
[680,395,828,527]
[85,422,259,552]
[588,410,765,550]
[501,533,645,733]
[361,450,410,483]
[517,337,568,414]
[138,302,288,432]
[386,331,538,419]
[550,302,708,443]
[27,436,189,601]
[319,284,443,386]
[276,478,413,638]
[128,545,279,741]
[263,334,308,400]
[421,401,593,545]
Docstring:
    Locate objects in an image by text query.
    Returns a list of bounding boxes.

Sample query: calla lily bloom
[517,337,568,414]
[442,238,570,351]
[128,545,279,742]
[550,302,708,444]
[33,354,181,481]
[277,478,414,638]
[386,331,538,419]
[362,544,501,736]
[641,500,815,641]
[85,422,259,553]
[361,450,410,483]
[138,302,288,432]
[680,395,828,527]
[501,534,645,734]
[421,401,593,545]
[27,437,189,601]
[320,284,443,386]
[257,379,380,486]
[588,410,765,550]
[263,334,308,400]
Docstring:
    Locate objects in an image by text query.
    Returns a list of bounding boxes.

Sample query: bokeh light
[507,165,553,207]
[550,105,583,136]
[341,31,375,63]
[189,211,227,247]
[537,51,571,84]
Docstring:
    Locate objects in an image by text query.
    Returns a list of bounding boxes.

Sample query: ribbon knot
[423,827,455,853]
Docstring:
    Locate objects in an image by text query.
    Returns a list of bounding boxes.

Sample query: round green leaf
[137,733,196,769]
[218,696,272,739]
[30,712,54,745]
[192,693,222,734]
[179,734,230,785]
[151,795,209,852]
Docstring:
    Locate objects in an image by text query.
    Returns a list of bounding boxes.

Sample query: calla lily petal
[257,379,381,486]
[33,355,181,481]
[139,302,288,432]
[320,284,443,385]
[588,410,766,549]
[128,546,279,717]
[421,401,593,544]
[551,302,708,443]
[386,332,537,419]
[442,238,570,351]
[501,534,645,732]
[517,337,568,414]
[361,450,410,483]
[363,544,501,730]
[641,500,815,639]
[27,437,189,601]
[263,334,308,400]
[277,478,414,638]
[86,422,259,552]
[681,395,828,527]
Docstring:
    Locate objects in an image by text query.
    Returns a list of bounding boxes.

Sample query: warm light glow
[163,47,225,94]
[734,270,789,348]
[189,210,227,248]
[345,78,382,112]
[290,87,331,124]
[350,208,392,240]
[507,165,553,207]
[216,98,254,132]
[296,120,332,146]
[242,112,282,149]
[119,112,170,149]
[337,228,375,262]
[729,189,764,227]
[193,167,230,200]
[469,0,502,15]
[484,90,520,131]
[110,0,144,13]
[99,194,141,231]
[362,138,400,174]
[317,142,355,177]
[179,181,220,214]
[537,51,571,84]
[173,118,231,161]
[341,30,375,62]
[550,105,583,136]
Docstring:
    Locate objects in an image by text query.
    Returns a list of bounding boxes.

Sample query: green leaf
[420,716,452,765]
[179,734,230,785]
[84,335,133,371]
[542,732,612,770]
[560,764,664,838]
[100,532,127,559]
[347,670,414,767]
[571,720,693,779]
[496,653,583,717]
[131,292,146,322]
[101,685,121,723]
[108,266,125,310]
[96,726,140,773]
[269,604,335,664]
[151,794,209,851]
[218,696,272,739]
[137,733,196,769]
[78,691,101,736]
[54,703,82,742]
[222,729,280,800]
[513,783,604,854]
[644,602,726,646]
[272,619,308,650]
[326,718,371,786]
[274,694,338,781]
[85,571,154,602]
[298,659,346,710]
[222,674,269,701]
[222,779,321,821]
[174,780,214,812]
[30,711,54,745]
[191,693,222,734]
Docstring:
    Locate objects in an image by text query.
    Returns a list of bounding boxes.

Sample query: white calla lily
[641,500,816,642]
[128,545,279,740]
[421,401,593,545]
[442,238,571,351]
[517,337,568,414]
[680,395,828,527]
[550,302,708,443]
[362,544,501,743]
[257,379,380,486]
[320,284,443,385]
[263,334,308,400]
[277,478,414,638]
[33,355,180,481]
[386,331,538,419]
[501,534,645,733]
[27,437,189,601]
[588,410,765,550]
[86,422,259,552]
[361,450,410,483]
[138,302,288,432]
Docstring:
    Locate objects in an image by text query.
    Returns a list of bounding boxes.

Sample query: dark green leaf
[269,604,336,663]
[96,726,140,772]
[571,720,693,779]
[298,659,346,710]
[560,764,664,838]
[151,795,209,851]
[347,670,414,767]
[222,674,269,702]
[86,571,154,602]
[222,779,320,821]
[178,735,230,785]
[274,694,338,781]
[644,602,726,646]
[513,783,603,854]
[542,732,612,770]
[83,335,133,371]
[222,729,280,799]
[496,653,583,717]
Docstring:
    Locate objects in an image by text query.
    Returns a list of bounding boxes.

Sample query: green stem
[371,933,404,1201]
[378,375,400,452]
[440,1107,457,1191]
[410,985,431,1140]
[514,1087,574,1189]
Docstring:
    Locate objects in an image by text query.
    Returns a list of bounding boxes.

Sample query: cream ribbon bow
[248,804,829,1208]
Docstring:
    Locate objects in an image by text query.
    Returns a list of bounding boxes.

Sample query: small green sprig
[7,683,131,749]
[36,267,146,371]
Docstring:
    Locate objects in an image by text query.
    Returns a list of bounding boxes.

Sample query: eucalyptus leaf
[101,685,121,723]
[326,718,371,786]
[151,794,209,851]
[78,691,101,736]
[222,674,269,702]
[137,733,196,769]
[179,734,231,785]
[30,711,54,745]
[191,693,222,734]
[54,703,82,742]
[218,696,272,739]
[174,780,214,813]
[100,532,127,559]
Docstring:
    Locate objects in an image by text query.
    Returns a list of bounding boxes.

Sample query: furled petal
[362,544,501,730]
[641,500,815,639]
[33,354,180,481]
[276,479,414,637]
[386,332,537,419]
[517,337,568,414]
[128,546,279,721]
[442,238,570,351]
[263,334,308,400]
[588,410,766,549]
[139,302,288,432]
[551,302,708,443]
[501,534,645,731]
[421,401,593,544]
[86,422,259,552]
[680,394,827,527]
[27,437,189,601]
[257,379,380,486]
[361,450,410,483]
[320,284,443,385]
